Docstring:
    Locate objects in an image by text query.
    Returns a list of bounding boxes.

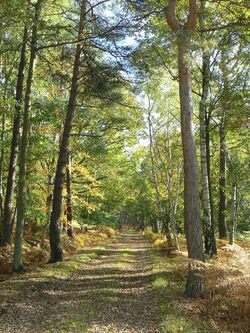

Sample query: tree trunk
[147,107,161,234]
[166,128,180,250]
[178,31,204,262]
[49,0,86,263]
[218,48,228,239]
[166,0,205,298]
[0,111,5,226]
[229,164,237,245]
[185,260,205,298]
[1,26,28,246]
[46,174,53,225]
[66,154,73,237]
[13,0,42,272]
[205,117,216,241]
[0,28,4,230]
[199,49,216,256]
[170,163,182,251]
[218,121,227,238]
[178,31,205,298]
[119,209,126,230]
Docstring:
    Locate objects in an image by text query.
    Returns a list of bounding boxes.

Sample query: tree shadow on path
[0,232,164,333]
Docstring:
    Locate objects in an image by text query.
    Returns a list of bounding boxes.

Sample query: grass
[42,253,95,278]
[151,252,219,333]
[46,312,88,333]
[144,228,250,333]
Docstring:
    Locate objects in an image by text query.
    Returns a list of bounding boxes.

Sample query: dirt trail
[0,231,162,333]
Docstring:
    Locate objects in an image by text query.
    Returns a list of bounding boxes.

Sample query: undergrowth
[0,225,116,275]
[144,228,250,333]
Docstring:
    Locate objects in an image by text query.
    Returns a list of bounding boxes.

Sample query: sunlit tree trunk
[66,153,73,237]
[13,0,43,272]
[168,162,182,251]
[165,130,180,250]
[147,107,161,233]
[1,26,28,246]
[166,0,205,298]
[218,48,228,239]
[177,31,204,261]
[218,117,227,238]
[228,160,237,245]
[229,181,237,245]
[49,0,86,262]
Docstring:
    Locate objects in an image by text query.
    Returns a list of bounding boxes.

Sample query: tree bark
[166,128,181,250]
[218,48,228,239]
[166,0,205,298]
[228,161,237,245]
[205,115,216,242]
[0,27,4,230]
[1,26,28,246]
[66,154,73,237]
[0,111,5,226]
[49,0,86,263]
[119,209,127,230]
[177,31,204,262]
[199,47,216,256]
[185,260,205,298]
[147,107,161,233]
[218,119,227,238]
[13,0,42,272]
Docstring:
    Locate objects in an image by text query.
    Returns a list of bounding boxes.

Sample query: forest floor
[0,231,249,333]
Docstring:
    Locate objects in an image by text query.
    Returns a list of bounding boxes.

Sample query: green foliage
[0,0,248,247]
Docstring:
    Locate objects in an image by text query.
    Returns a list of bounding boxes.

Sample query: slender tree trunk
[147,108,161,233]
[218,120,227,238]
[229,162,237,245]
[1,27,28,246]
[46,173,53,227]
[218,48,228,239]
[166,132,180,250]
[169,163,182,251]
[0,27,4,230]
[66,154,73,237]
[205,116,215,238]
[198,0,216,256]
[199,50,216,256]
[49,0,86,263]
[13,0,42,272]
[119,209,126,230]
[0,111,5,225]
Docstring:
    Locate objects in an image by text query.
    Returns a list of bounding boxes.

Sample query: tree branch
[166,0,182,31]
[185,0,197,29]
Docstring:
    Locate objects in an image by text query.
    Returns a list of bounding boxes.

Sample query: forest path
[0,231,162,333]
